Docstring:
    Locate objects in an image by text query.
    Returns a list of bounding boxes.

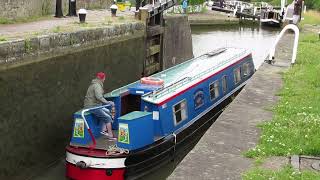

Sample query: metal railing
[267,24,299,64]
[80,104,112,149]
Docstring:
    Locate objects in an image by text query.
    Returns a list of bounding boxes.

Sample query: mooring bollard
[67,0,77,16]
[110,2,118,17]
[78,9,87,23]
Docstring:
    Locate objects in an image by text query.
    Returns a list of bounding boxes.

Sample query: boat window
[173,99,188,125]
[222,76,227,94]
[234,67,241,84]
[194,90,205,110]
[209,81,220,100]
[242,63,251,78]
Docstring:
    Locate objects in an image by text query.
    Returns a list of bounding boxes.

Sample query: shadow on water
[31,24,279,180]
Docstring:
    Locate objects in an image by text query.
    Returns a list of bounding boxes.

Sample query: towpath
[0,9,136,39]
[168,33,295,179]
[0,8,242,40]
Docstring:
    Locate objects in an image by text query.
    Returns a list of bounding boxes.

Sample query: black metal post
[136,0,141,11]
[55,0,63,18]
[67,0,77,16]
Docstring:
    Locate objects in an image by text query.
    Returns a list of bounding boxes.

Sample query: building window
[242,63,251,78]
[209,81,219,100]
[173,99,188,125]
[234,67,241,84]
[194,90,205,110]
[222,76,227,94]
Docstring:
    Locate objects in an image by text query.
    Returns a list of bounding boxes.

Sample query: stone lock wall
[162,14,194,69]
[0,13,194,179]
[0,22,145,179]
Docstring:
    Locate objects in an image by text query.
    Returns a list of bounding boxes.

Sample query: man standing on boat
[84,72,116,140]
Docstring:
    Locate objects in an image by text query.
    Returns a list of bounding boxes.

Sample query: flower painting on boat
[119,123,130,144]
[73,118,84,138]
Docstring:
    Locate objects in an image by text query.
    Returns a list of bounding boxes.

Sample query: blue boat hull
[124,88,241,179]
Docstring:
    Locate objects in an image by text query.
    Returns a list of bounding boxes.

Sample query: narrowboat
[65,47,255,180]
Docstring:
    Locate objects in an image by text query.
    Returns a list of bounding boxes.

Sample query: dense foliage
[252,0,319,10]
[304,0,320,10]
[178,0,206,5]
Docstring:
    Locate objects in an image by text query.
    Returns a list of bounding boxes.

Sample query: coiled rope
[106,144,130,155]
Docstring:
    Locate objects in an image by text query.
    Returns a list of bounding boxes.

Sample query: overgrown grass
[243,166,320,180]
[52,26,61,33]
[0,16,52,24]
[301,11,320,26]
[118,16,125,21]
[0,18,14,24]
[0,36,7,42]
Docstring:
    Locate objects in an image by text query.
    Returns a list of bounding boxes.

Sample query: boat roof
[105,47,250,104]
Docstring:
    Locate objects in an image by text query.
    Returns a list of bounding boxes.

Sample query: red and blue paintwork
[66,48,255,180]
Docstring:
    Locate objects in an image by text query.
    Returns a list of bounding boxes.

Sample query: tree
[305,0,320,10]
[55,0,63,17]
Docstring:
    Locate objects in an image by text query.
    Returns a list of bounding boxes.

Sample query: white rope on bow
[106,144,130,155]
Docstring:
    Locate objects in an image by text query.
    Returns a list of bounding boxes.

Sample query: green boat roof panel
[118,111,152,120]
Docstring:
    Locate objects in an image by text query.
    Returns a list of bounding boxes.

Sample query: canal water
[31,25,279,180]
[191,25,279,69]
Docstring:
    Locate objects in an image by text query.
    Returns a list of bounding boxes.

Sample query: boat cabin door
[120,94,141,116]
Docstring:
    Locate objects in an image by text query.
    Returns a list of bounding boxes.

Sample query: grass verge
[245,33,320,159]
[0,16,52,25]
[243,166,320,180]
[243,12,320,179]
[301,11,320,26]
[0,36,7,42]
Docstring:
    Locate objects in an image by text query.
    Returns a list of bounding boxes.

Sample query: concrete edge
[0,22,146,67]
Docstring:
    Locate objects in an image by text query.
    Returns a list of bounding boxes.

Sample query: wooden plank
[145,62,161,75]
[147,44,161,56]
[147,25,164,37]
